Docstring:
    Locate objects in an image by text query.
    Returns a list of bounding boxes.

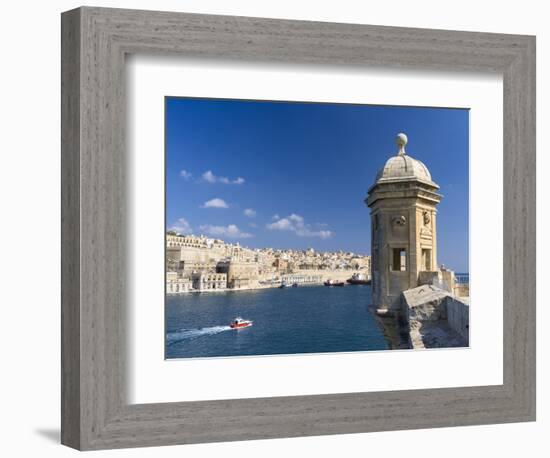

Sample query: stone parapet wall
[417,271,441,287]
[401,284,469,349]
[453,283,470,297]
[445,296,469,339]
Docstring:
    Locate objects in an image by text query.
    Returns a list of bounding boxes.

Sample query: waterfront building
[216,260,260,289]
[191,271,227,291]
[166,271,193,294]
[281,273,323,285]
[366,133,442,312]
[273,257,290,273]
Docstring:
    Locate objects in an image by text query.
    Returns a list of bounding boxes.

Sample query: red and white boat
[230,317,253,329]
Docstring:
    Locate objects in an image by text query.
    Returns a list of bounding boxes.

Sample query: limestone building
[216,260,260,289]
[166,271,193,294]
[366,133,442,312]
[191,271,227,291]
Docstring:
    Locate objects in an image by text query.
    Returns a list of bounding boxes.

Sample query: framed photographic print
[61,6,536,450]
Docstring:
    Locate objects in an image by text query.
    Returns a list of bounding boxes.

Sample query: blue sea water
[165,285,388,359]
[455,273,469,284]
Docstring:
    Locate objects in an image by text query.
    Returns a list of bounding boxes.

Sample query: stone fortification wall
[401,285,469,349]
[292,269,360,283]
[445,296,469,339]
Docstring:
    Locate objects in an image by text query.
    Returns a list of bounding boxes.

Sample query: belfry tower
[366,133,442,312]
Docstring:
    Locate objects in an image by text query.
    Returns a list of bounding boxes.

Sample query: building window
[392,248,407,271]
[422,249,432,271]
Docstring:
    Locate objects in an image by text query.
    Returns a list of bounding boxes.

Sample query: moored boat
[346,272,371,285]
[324,279,345,287]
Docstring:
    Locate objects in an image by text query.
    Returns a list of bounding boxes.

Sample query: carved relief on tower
[420,210,433,240]
[423,211,431,225]
[390,214,407,236]
[391,215,407,227]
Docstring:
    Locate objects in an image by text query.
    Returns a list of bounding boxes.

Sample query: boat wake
[166,326,232,345]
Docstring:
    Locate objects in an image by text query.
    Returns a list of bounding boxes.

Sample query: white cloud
[267,218,293,231]
[272,214,280,220]
[308,230,333,239]
[168,217,192,235]
[199,224,253,239]
[201,170,245,185]
[201,198,229,209]
[248,222,258,228]
[179,169,192,180]
[266,214,333,239]
[243,208,256,218]
[202,170,217,183]
[288,213,304,224]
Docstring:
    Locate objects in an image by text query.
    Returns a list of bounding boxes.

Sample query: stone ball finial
[396,132,408,155]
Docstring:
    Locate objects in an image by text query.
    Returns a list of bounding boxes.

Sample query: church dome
[374,133,435,185]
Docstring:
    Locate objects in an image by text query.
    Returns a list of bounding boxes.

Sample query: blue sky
[166,97,469,272]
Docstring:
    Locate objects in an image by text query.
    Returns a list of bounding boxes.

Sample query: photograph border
[163,94,471,361]
[61,6,535,450]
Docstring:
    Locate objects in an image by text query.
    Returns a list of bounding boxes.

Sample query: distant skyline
[166,97,469,272]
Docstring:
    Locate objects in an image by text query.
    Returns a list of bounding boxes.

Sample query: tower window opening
[422,249,432,271]
[392,248,407,271]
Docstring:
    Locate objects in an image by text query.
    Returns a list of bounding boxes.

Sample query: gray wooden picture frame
[61,6,536,451]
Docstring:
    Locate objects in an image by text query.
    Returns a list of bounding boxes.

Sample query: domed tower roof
[373,133,437,187]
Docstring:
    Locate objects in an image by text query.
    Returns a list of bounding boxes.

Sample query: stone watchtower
[366,133,442,313]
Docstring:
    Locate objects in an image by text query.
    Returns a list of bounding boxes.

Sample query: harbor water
[166,285,388,359]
